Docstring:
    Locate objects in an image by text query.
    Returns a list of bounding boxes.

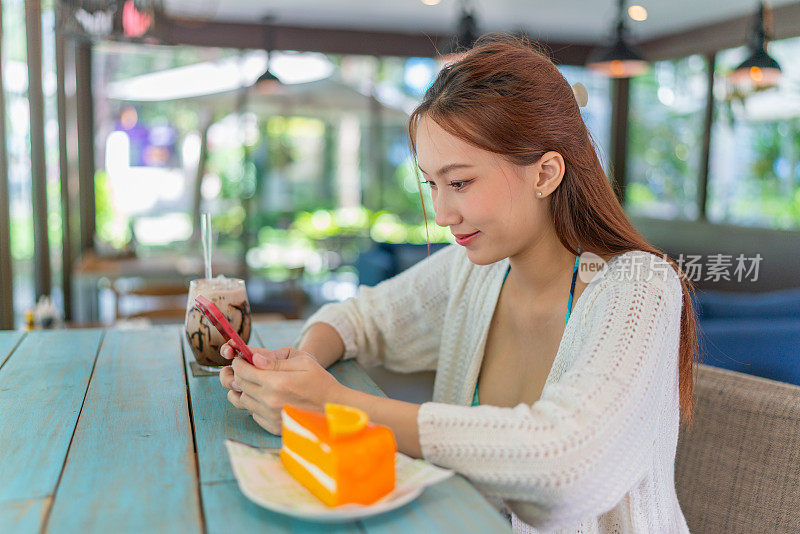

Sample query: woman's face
[415,115,553,265]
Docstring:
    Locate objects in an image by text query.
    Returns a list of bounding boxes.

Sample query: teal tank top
[472,250,581,407]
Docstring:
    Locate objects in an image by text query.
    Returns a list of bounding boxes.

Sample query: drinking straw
[201,212,212,280]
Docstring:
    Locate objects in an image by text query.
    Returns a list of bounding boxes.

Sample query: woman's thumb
[252,348,293,369]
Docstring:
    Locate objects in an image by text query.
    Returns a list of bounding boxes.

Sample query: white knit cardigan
[294,244,691,533]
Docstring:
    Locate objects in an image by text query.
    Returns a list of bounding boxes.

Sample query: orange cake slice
[280,403,396,507]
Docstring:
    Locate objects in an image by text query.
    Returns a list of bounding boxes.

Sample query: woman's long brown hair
[407,34,698,426]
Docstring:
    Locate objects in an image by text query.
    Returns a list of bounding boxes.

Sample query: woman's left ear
[532,151,566,194]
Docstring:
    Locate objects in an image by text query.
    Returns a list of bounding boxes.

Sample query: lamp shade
[252,54,282,95]
[255,69,280,85]
[730,45,782,89]
[252,69,281,95]
[587,37,649,78]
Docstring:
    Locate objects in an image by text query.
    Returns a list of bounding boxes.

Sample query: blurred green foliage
[287,206,449,245]
[95,170,131,248]
[627,56,705,219]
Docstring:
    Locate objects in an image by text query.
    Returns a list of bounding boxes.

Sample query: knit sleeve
[292,244,459,373]
[416,269,683,531]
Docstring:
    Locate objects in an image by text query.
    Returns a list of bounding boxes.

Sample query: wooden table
[0,322,511,533]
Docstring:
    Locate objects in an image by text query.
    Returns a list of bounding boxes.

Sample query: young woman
[219,36,698,533]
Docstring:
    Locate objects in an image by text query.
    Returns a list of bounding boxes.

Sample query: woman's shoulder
[574,250,683,324]
[596,249,683,298]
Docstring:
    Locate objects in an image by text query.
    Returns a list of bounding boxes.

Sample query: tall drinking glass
[185,277,251,372]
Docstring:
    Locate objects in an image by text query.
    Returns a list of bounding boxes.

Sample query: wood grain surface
[46,327,202,533]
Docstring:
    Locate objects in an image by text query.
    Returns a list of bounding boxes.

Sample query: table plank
[0,330,25,368]
[47,327,202,533]
[0,498,50,534]
[0,329,103,506]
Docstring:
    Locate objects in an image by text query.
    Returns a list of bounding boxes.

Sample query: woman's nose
[433,194,460,227]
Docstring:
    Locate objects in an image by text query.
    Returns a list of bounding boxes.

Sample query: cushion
[676,364,800,532]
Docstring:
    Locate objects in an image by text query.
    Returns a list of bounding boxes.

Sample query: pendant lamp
[587,0,648,78]
[253,16,282,95]
[729,2,782,90]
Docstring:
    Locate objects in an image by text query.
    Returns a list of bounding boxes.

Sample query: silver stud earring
[537,192,542,197]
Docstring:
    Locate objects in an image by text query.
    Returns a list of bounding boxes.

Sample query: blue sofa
[355,242,450,287]
[693,288,800,387]
[693,287,800,321]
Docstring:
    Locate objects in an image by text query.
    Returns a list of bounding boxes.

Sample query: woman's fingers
[220,342,258,360]
[237,391,258,413]
[255,347,292,359]
[253,411,281,435]
[220,342,236,360]
[227,388,242,409]
[226,389,254,415]
[221,342,291,364]
[229,361,260,394]
[227,382,263,412]
[219,366,237,390]
[231,350,308,380]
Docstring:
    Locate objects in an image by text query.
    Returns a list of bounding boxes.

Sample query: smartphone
[193,295,255,365]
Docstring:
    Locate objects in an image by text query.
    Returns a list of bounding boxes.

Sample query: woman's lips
[455,231,480,245]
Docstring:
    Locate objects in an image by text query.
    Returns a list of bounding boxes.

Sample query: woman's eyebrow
[418,163,473,177]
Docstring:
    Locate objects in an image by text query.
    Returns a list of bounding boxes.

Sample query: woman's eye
[421,179,472,191]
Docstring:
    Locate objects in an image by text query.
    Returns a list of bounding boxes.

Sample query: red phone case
[194,295,255,365]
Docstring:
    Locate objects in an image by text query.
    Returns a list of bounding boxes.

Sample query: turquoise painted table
[0,322,511,533]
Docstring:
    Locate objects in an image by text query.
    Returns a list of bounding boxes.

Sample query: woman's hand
[218,343,347,435]
[218,343,285,409]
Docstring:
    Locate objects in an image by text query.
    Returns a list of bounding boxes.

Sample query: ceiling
[163,0,800,44]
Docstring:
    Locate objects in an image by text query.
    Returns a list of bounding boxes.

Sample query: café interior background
[1,0,799,329]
